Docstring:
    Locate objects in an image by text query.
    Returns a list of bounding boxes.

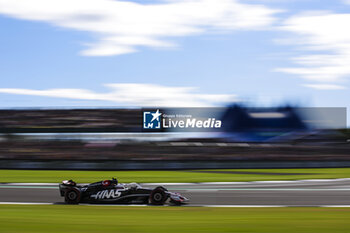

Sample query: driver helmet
[110,177,118,185]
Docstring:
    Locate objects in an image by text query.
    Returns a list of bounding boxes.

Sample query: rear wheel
[149,187,168,205]
[65,188,81,204]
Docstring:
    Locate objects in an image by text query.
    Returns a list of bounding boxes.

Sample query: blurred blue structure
[220,105,308,142]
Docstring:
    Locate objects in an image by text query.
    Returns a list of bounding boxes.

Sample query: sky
[0,0,349,110]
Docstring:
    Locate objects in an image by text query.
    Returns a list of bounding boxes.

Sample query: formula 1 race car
[59,178,188,205]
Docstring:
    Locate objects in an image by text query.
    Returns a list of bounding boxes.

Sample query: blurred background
[0,1,349,172]
[0,105,348,170]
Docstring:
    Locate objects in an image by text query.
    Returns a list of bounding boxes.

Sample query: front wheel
[65,188,81,204]
[149,187,168,205]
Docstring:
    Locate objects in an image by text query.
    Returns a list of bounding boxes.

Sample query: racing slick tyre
[64,188,81,204]
[149,187,168,205]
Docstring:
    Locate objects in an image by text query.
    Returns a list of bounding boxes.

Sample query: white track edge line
[1,202,350,207]
[0,202,53,205]
[3,178,350,186]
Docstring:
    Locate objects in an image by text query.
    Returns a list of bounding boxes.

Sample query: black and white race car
[59,178,188,205]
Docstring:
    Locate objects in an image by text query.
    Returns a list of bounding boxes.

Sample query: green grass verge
[0,205,349,233]
[1,168,350,183]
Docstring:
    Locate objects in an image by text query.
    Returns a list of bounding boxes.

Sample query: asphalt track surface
[1,179,350,206]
